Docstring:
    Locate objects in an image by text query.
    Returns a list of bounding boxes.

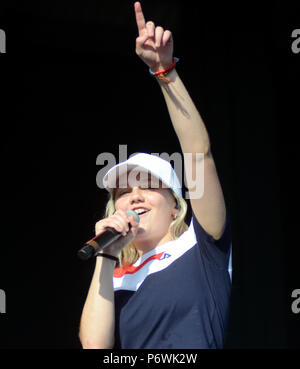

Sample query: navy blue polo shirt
[113,211,232,349]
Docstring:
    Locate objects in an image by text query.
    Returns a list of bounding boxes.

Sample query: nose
[129,187,145,204]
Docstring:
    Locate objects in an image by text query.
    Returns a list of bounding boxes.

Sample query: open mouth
[134,209,150,216]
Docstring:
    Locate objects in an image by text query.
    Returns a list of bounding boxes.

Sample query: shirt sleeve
[191,209,232,270]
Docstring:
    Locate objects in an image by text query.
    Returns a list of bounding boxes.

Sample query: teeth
[135,208,148,215]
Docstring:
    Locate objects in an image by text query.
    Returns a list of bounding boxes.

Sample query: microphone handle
[77,228,121,261]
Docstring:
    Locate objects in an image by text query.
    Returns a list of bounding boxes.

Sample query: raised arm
[134,2,226,240]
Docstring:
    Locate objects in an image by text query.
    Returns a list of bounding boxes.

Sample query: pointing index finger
[134,2,146,35]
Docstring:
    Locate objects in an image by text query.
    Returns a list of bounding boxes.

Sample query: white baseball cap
[103,153,182,197]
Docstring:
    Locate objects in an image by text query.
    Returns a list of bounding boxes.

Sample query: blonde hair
[104,189,188,268]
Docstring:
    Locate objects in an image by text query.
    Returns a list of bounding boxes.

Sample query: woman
[79,2,232,349]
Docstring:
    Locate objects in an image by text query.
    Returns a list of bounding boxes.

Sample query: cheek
[148,195,173,218]
[147,193,164,208]
[114,198,126,211]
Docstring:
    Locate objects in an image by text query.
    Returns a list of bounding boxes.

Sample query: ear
[172,208,180,220]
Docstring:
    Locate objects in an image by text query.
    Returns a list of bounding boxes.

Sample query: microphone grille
[126,210,140,223]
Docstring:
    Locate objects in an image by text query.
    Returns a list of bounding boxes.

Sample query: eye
[117,189,131,197]
[141,181,158,190]
[147,183,161,191]
[147,186,157,191]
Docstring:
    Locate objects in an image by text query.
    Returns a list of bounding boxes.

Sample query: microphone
[77,210,140,261]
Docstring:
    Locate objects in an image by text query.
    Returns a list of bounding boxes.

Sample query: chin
[134,227,155,243]
[135,227,147,237]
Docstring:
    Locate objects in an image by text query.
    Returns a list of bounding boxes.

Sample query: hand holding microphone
[77,210,140,260]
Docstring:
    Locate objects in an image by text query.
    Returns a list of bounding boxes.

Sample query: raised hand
[134,1,174,72]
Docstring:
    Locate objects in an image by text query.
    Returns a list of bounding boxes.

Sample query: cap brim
[103,163,171,193]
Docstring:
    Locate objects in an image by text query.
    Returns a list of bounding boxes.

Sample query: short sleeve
[192,209,232,270]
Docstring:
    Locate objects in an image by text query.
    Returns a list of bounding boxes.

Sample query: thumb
[128,215,140,237]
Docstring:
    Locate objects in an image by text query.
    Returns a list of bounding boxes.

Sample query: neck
[133,232,173,257]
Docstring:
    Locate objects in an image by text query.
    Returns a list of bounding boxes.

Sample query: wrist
[149,57,178,75]
[149,61,173,73]
[149,57,179,83]
[155,68,177,83]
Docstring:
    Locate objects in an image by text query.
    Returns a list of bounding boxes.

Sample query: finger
[95,215,127,236]
[155,26,164,48]
[114,210,130,228]
[95,221,106,235]
[108,219,127,236]
[134,1,146,36]
[128,215,139,229]
[162,30,173,47]
[136,32,149,54]
[95,220,113,235]
[113,212,130,234]
[146,21,155,38]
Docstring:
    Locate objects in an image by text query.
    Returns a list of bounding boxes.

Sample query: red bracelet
[149,57,179,79]
[154,57,179,75]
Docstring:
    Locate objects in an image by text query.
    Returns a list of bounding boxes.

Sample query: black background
[0,0,299,351]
